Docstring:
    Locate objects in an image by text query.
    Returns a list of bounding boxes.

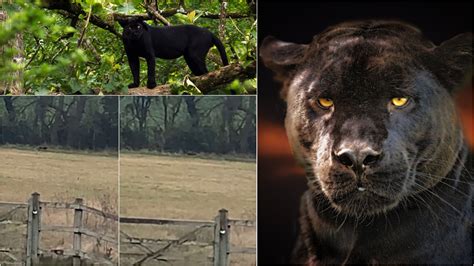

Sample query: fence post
[26,192,40,266]
[73,198,83,266]
[213,209,229,266]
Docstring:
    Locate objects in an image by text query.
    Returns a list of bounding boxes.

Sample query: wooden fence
[0,193,255,266]
[0,192,118,266]
[120,209,256,266]
[0,200,28,264]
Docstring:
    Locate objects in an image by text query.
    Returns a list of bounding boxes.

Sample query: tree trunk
[133,97,151,148]
[239,98,255,154]
[218,0,227,41]
[34,97,52,144]
[50,97,65,145]
[221,97,241,153]
[128,63,256,95]
[66,97,87,148]
[161,97,168,150]
[161,97,168,132]
[3,96,16,123]
[185,97,200,128]
[0,8,24,94]
[219,97,236,153]
[2,96,16,143]
[169,97,182,127]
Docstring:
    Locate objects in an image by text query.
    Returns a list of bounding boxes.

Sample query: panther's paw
[146,81,157,89]
[128,83,140,88]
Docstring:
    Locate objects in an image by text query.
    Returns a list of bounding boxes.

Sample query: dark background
[258,1,472,264]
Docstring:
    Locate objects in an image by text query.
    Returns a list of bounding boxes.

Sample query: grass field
[120,153,256,220]
[0,148,256,265]
[119,153,256,265]
[0,147,118,264]
[0,147,118,204]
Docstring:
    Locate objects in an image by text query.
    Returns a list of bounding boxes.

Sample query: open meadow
[120,153,256,266]
[0,147,118,203]
[0,147,118,264]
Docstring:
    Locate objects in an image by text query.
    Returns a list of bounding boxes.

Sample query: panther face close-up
[261,20,472,264]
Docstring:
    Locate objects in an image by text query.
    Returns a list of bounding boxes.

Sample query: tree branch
[25,37,42,68]
[41,0,120,37]
[77,4,92,47]
[128,62,256,95]
[141,3,171,26]
[113,8,252,21]
[40,1,251,39]
[218,0,227,40]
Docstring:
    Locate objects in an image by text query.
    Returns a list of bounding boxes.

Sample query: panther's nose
[334,146,383,169]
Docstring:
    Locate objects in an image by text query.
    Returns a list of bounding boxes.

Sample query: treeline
[0,97,118,150]
[120,96,256,155]
[0,96,256,154]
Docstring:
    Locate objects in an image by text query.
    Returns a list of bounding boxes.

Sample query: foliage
[120,96,256,155]
[0,0,256,94]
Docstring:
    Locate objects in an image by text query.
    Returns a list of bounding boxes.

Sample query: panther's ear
[434,33,472,93]
[260,36,308,80]
[117,19,128,28]
[139,20,149,31]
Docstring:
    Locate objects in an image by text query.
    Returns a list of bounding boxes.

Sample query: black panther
[260,20,472,265]
[119,18,229,89]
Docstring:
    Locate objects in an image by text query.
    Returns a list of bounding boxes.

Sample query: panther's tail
[212,34,229,66]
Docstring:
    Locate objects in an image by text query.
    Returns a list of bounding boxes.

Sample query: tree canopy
[0,0,256,95]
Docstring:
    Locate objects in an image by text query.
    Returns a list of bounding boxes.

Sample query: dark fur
[260,20,473,264]
[119,19,228,89]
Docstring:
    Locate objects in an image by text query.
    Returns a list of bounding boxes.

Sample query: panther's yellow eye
[391,97,409,107]
[317,98,334,109]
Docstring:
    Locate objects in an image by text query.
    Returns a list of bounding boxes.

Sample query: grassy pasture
[0,147,118,264]
[119,153,256,265]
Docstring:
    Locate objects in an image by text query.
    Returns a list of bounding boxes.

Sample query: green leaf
[69,78,82,93]
[116,2,136,14]
[34,88,51,95]
[187,10,196,23]
[92,3,104,13]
